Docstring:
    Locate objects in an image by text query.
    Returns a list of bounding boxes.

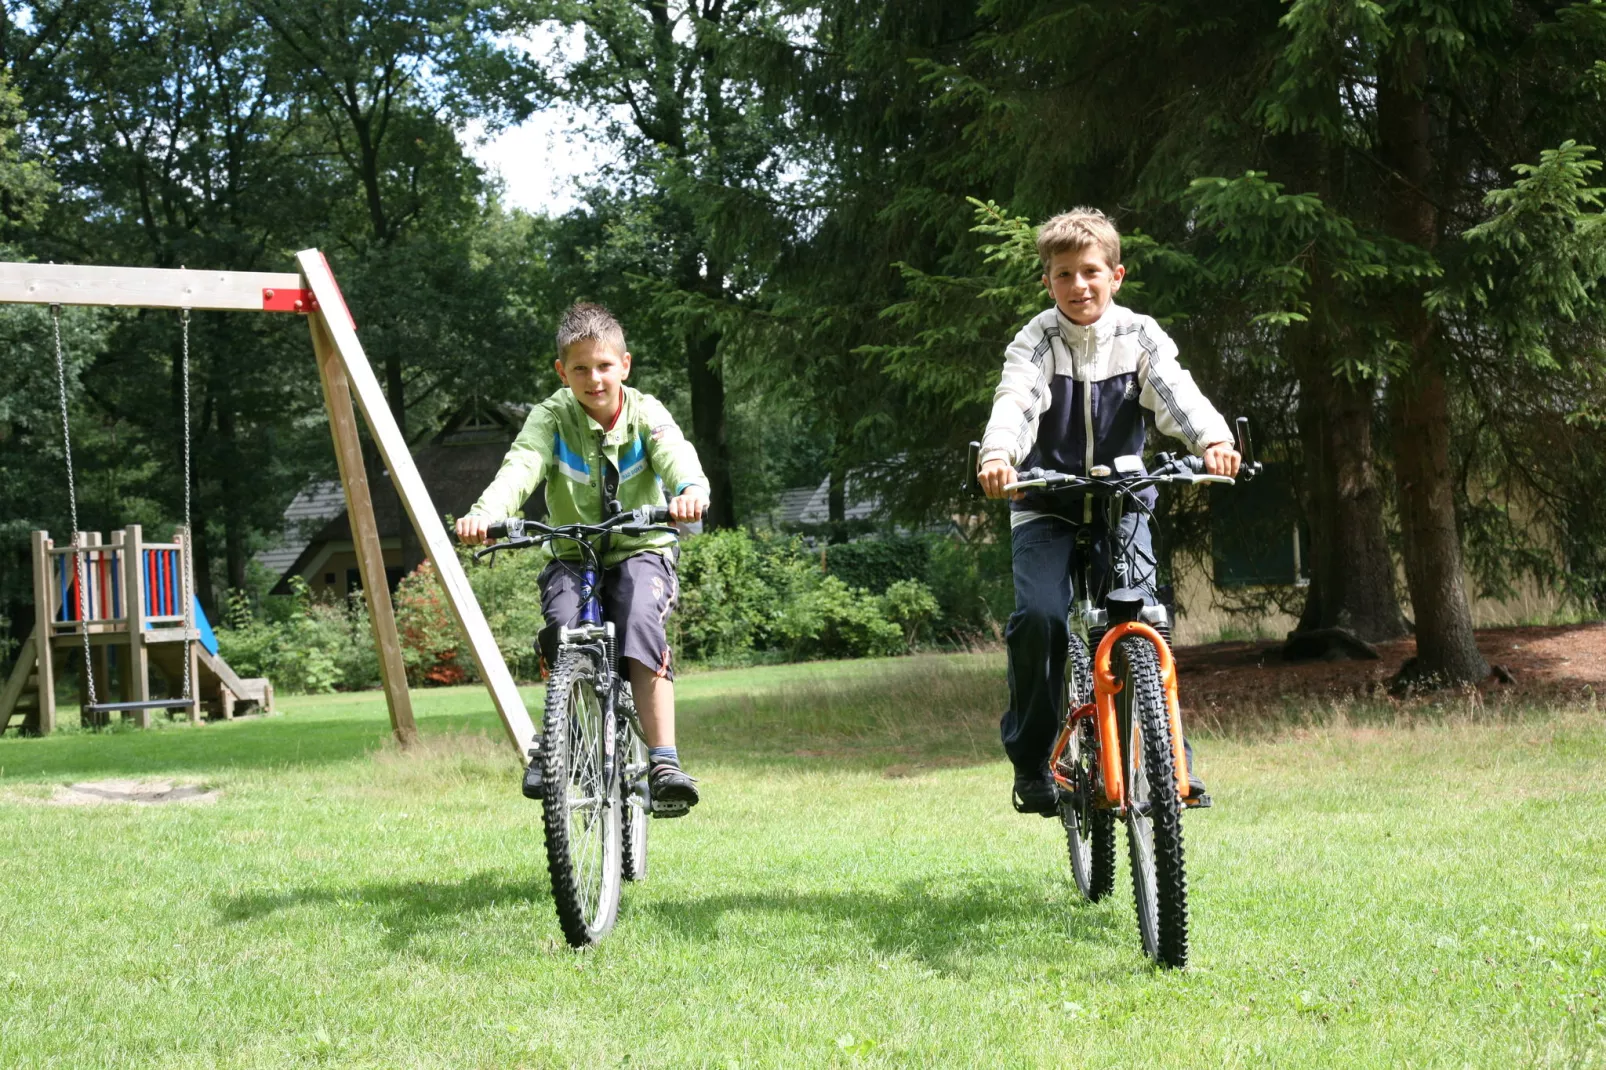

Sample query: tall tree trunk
[218,403,248,593]
[827,453,849,542]
[1293,364,1408,641]
[1274,133,1407,644]
[685,321,735,529]
[1377,36,1488,686]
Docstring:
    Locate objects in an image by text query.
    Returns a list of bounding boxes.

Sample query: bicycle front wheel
[620,718,650,883]
[541,652,622,948]
[1060,635,1115,902]
[1116,635,1189,968]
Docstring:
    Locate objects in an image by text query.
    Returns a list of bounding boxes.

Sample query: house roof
[256,400,539,591]
[763,475,879,528]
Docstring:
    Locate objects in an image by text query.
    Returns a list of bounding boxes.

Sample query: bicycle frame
[1024,454,1240,811]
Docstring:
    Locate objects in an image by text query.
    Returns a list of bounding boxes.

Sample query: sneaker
[649,761,699,817]
[1187,771,1208,798]
[1011,765,1058,816]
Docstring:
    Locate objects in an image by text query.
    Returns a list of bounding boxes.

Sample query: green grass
[1,654,1603,1068]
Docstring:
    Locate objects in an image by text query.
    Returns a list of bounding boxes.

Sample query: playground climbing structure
[0,254,536,754]
[0,525,274,734]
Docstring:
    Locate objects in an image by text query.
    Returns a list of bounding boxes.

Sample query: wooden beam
[31,532,56,735]
[307,309,418,745]
[0,261,308,312]
[296,249,536,760]
[0,630,36,732]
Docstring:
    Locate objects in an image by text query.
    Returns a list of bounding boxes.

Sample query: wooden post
[30,531,56,736]
[307,311,417,745]
[297,249,536,760]
[120,524,153,728]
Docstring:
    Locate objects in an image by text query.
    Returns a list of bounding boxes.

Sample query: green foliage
[464,542,549,683]
[773,574,905,660]
[673,530,954,663]
[881,578,941,647]
[674,530,787,663]
[394,563,473,687]
[823,536,930,594]
[215,581,380,694]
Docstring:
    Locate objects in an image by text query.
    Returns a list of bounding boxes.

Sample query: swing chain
[52,304,97,709]
[180,308,193,709]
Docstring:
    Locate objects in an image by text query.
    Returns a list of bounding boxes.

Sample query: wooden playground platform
[1,525,273,735]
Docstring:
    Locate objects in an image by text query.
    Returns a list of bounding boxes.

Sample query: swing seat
[83,698,194,714]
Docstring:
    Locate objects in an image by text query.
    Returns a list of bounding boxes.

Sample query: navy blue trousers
[1002,513,1157,772]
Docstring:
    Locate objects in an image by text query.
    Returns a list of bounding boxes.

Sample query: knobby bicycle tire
[1061,635,1116,902]
[541,652,622,948]
[619,696,650,883]
[1116,635,1190,968]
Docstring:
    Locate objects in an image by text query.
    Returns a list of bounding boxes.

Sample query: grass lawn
[1,654,1603,1068]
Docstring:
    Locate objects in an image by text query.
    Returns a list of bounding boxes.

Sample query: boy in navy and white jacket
[976,207,1241,815]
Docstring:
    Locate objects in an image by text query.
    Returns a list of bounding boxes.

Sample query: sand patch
[48,779,219,806]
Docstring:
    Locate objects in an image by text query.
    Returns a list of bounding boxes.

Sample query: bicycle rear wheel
[1060,635,1115,902]
[541,652,622,948]
[1116,635,1189,968]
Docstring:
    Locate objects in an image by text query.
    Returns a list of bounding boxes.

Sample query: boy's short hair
[555,302,626,358]
[1036,207,1122,270]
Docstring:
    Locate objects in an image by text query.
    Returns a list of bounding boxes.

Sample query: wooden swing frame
[0,251,536,758]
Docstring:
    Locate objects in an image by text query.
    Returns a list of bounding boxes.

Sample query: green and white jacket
[467,386,708,567]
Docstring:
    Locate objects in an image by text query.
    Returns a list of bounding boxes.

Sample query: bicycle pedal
[1184,792,1213,809]
[651,800,690,819]
[521,745,543,800]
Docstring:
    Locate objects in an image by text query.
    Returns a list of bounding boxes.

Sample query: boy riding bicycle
[976,208,1240,816]
[457,302,708,814]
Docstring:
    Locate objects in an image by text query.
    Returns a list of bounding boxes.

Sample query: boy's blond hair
[1036,207,1121,270]
[555,301,626,358]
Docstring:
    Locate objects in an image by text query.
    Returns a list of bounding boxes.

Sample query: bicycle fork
[1053,621,1192,811]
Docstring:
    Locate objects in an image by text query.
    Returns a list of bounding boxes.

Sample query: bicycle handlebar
[471,506,676,562]
[1002,453,1236,495]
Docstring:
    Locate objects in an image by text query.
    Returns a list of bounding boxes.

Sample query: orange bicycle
[973,421,1259,967]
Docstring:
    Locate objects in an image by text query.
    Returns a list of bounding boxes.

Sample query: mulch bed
[1173,621,1605,713]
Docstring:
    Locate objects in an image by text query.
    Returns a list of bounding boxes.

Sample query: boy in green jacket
[457,303,709,813]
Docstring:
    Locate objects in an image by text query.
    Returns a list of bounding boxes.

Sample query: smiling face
[555,337,631,422]
[1043,245,1125,326]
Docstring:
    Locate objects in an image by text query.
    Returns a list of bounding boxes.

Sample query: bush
[216,580,379,694]
[774,574,905,659]
[821,536,930,593]
[882,578,941,647]
[394,562,471,686]
[464,541,548,681]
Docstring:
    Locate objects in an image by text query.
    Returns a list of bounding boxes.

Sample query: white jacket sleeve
[979,311,1057,468]
[1133,319,1232,455]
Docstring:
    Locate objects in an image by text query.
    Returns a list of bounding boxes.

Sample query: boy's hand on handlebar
[455,515,494,546]
[1202,441,1241,477]
[979,458,1024,501]
[668,488,710,524]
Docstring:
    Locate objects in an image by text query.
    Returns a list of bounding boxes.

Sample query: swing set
[0,252,537,759]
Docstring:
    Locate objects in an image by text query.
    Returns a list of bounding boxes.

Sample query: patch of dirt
[1175,621,1605,714]
[47,779,219,806]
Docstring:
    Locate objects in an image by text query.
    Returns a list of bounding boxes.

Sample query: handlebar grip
[484,518,525,539]
[642,506,671,524]
[965,441,983,497]
[1179,454,1205,474]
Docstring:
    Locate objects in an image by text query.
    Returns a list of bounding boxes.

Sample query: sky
[461,106,607,218]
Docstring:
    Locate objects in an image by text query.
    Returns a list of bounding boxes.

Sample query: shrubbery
[216,528,1007,693]
[216,581,380,694]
